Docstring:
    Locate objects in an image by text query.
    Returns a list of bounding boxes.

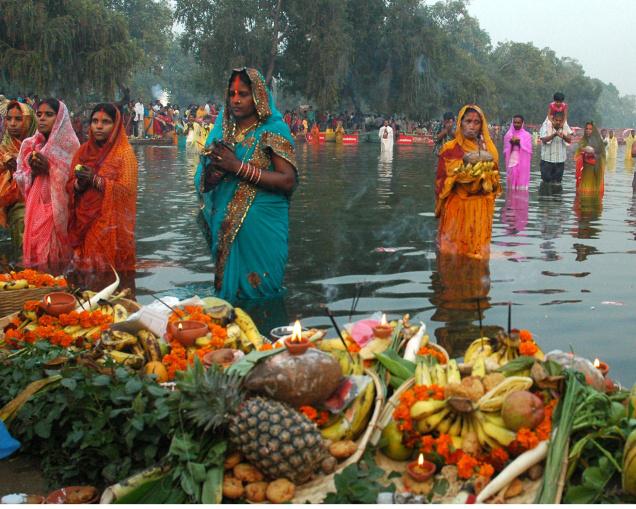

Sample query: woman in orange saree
[67,103,138,275]
[0,101,36,251]
[435,105,501,258]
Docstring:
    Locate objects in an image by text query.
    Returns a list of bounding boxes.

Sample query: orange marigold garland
[416,345,447,364]
[0,269,67,288]
[518,329,539,356]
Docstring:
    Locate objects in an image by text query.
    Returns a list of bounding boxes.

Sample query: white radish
[74,267,120,311]
[403,322,426,362]
[476,440,548,503]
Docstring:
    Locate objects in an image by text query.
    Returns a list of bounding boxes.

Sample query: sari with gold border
[195,69,297,301]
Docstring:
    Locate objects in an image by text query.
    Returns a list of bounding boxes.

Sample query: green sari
[194,69,297,301]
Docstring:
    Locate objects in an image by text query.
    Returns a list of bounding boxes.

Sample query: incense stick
[324,306,355,364]
[476,297,484,342]
[150,293,180,315]
[507,301,512,337]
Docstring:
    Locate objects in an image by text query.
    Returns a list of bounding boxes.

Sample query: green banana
[410,399,447,420]
[349,378,376,439]
[320,414,351,441]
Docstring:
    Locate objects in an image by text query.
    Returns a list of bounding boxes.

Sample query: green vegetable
[375,349,415,380]
[324,450,395,503]
[495,355,535,375]
[536,369,583,503]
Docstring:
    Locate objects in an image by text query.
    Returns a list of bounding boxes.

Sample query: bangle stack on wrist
[237,162,263,186]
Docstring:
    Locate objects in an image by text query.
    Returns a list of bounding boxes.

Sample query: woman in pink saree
[503,115,532,189]
[15,98,80,271]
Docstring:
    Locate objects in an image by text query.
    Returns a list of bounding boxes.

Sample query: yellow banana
[449,415,462,437]
[417,407,450,434]
[113,304,128,322]
[434,364,447,387]
[482,421,517,447]
[477,376,533,413]
[436,414,453,435]
[471,357,486,377]
[410,399,447,420]
[63,324,82,334]
[107,351,144,369]
[446,359,461,384]
[320,414,351,441]
[319,338,347,352]
[4,279,28,290]
[233,308,262,349]
[350,379,376,439]
[138,329,162,362]
[464,337,492,364]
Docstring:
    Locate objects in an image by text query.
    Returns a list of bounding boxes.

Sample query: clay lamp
[372,313,393,339]
[284,320,310,355]
[169,320,208,347]
[40,292,76,317]
[406,453,436,482]
[593,358,610,377]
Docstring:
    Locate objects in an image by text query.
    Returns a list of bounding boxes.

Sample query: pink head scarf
[15,100,80,268]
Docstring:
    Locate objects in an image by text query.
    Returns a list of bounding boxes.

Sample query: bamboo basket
[370,377,566,504]
[291,368,385,504]
[397,337,450,364]
[0,285,68,319]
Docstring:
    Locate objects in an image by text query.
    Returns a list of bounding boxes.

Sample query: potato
[234,463,264,483]
[329,440,357,459]
[266,478,296,503]
[223,451,242,470]
[222,476,244,500]
[245,482,268,503]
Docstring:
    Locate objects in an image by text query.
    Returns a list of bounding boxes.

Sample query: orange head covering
[454,104,499,164]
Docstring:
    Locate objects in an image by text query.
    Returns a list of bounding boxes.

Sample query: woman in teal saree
[195,68,298,301]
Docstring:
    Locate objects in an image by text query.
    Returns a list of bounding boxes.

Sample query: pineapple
[174,360,327,485]
[228,396,326,484]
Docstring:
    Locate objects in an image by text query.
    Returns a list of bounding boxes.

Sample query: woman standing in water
[15,99,79,271]
[0,101,36,251]
[575,121,606,196]
[435,105,501,258]
[67,103,138,278]
[195,68,297,301]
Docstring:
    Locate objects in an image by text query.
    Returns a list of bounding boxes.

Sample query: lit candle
[169,320,208,347]
[373,313,393,339]
[593,358,609,377]
[285,320,309,354]
[406,453,436,482]
[46,296,51,305]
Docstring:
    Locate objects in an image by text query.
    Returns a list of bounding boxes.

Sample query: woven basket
[291,368,385,504]
[397,337,450,364]
[370,376,566,504]
[0,286,67,319]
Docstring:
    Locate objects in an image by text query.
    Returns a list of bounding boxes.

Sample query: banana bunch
[1,279,29,291]
[623,428,636,495]
[98,328,163,370]
[320,376,376,442]
[464,331,544,369]
[408,361,533,452]
[319,339,364,376]
[453,160,497,179]
[233,307,263,350]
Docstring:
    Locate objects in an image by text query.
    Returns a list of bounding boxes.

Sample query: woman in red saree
[67,103,138,274]
[15,98,80,271]
[435,105,501,258]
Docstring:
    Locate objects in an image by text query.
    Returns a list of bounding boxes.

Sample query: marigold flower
[519,341,538,356]
[519,329,533,342]
[457,454,479,479]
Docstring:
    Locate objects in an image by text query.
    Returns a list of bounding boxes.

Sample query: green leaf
[225,346,286,377]
[564,484,599,504]
[92,374,112,386]
[433,477,449,496]
[146,384,168,397]
[201,466,223,504]
[34,419,52,439]
[125,378,143,395]
[60,378,77,390]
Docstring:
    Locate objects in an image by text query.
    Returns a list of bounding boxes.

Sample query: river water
[2,141,635,384]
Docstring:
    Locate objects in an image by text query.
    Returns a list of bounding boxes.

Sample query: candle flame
[417,453,424,466]
[380,313,387,326]
[46,296,51,305]
[593,358,600,369]
[291,320,303,343]
[178,322,183,331]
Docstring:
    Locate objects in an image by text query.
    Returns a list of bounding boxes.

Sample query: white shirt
[204,104,211,114]
[134,102,145,121]
[539,119,573,163]
[379,126,394,143]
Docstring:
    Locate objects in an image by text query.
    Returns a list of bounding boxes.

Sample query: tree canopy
[1,0,634,127]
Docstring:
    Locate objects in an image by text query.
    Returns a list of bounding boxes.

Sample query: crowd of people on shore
[1,84,635,301]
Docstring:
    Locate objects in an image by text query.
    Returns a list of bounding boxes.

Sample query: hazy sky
[466,0,636,96]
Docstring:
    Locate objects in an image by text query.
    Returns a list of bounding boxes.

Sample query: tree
[0,0,140,97]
